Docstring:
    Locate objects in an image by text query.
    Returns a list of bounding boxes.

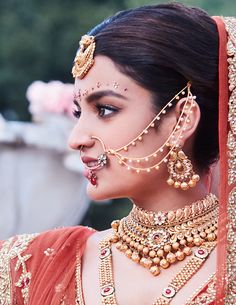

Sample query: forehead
[74,55,151,100]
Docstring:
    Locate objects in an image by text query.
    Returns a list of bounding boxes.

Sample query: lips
[81,156,99,168]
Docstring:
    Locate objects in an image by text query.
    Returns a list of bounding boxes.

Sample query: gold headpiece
[72,35,95,79]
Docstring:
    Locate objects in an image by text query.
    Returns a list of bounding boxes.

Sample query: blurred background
[0,0,233,238]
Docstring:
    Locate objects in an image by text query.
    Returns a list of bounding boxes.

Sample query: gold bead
[200,231,207,238]
[176,250,185,261]
[122,235,128,241]
[180,239,187,246]
[164,245,172,252]
[150,266,160,276]
[174,181,181,188]
[131,252,140,263]
[149,250,156,258]
[205,229,211,234]
[157,249,164,257]
[155,165,160,170]
[126,237,131,244]
[166,252,176,263]
[125,249,132,258]
[207,233,216,241]
[140,257,146,267]
[116,242,122,250]
[134,242,139,249]
[138,136,143,141]
[176,162,183,169]
[194,237,203,246]
[153,257,161,265]
[110,234,119,243]
[187,236,194,244]
[124,146,128,151]
[121,244,128,252]
[210,226,216,232]
[172,242,180,250]
[167,178,174,186]
[130,240,135,247]
[160,258,170,269]
[111,220,120,230]
[183,247,192,256]
[181,182,189,190]
[144,258,153,269]
[143,247,149,255]
[192,174,200,182]
[137,244,144,252]
[188,180,196,188]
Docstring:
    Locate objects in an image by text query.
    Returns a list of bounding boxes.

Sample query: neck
[130,177,210,213]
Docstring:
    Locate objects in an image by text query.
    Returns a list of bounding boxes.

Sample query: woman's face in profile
[69,55,176,202]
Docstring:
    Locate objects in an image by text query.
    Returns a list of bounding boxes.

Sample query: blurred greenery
[0,0,235,120]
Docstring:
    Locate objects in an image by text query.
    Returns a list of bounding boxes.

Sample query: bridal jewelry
[99,237,216,305]
[98,194,218,304]
[72,35,95,79]
[110,194,218,276]
[166,147,200,190]
[90,82,200,189]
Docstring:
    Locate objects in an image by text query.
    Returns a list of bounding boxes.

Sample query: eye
[96,104,119,118]
[72,109,81,119]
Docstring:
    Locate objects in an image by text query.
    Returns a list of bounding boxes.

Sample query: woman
[0,3,235,305]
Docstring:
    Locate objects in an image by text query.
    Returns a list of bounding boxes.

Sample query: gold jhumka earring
[166,147,200,190]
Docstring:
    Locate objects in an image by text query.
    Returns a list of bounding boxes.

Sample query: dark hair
[89,3,219,171]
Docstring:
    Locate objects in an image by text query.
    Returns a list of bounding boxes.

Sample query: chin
[86,183,112,201]
[86,181,127,202]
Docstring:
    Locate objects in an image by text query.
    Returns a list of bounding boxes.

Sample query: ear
[170,97,201,147]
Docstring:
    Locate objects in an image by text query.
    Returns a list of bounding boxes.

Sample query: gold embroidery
[224,16,236,305]
[225,188,236,305]
[186,276,216,304]
[0,238,14,305]
[76,256,85,305]
[0,234,37,305]
[226,17,236,186]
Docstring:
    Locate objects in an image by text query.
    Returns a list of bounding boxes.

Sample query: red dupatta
[212,17,236,304]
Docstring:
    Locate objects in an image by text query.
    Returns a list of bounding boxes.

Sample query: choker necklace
[98,194,218,305]
[110,194,218,276]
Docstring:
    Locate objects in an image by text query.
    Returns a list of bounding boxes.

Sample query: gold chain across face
[84,82,197,174]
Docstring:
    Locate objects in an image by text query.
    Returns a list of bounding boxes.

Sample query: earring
[166,146,200,190]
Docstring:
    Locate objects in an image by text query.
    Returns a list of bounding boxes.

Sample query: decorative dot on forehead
[74,82,129,100]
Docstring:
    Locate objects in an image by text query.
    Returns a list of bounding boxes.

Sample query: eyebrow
[86,90,128,103]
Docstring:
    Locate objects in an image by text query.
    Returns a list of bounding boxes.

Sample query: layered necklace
[98,194,218,305]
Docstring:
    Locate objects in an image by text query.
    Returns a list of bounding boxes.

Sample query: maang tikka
[89,82,200,189]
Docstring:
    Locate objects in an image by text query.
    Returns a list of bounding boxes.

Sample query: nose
[68,123,95,151]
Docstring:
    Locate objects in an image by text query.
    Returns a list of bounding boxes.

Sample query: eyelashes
[72,103,120,119]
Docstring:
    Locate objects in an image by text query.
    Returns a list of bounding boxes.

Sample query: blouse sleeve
[0,234,38,305]
[0,226,95,305]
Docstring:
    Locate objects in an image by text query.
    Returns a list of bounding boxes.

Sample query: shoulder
[82,228,113,258]
[0,225,96,255]
[0,226,96,305]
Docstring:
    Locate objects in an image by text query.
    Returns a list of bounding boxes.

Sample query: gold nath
[72,35,95,79]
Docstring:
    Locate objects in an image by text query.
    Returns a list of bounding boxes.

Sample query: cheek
[86,152,168,201]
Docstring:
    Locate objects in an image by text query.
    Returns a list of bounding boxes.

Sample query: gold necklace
[110,194,218,276]
[99,236,216,305]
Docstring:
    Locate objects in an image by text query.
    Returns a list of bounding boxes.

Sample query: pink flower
[26,81,74,117]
